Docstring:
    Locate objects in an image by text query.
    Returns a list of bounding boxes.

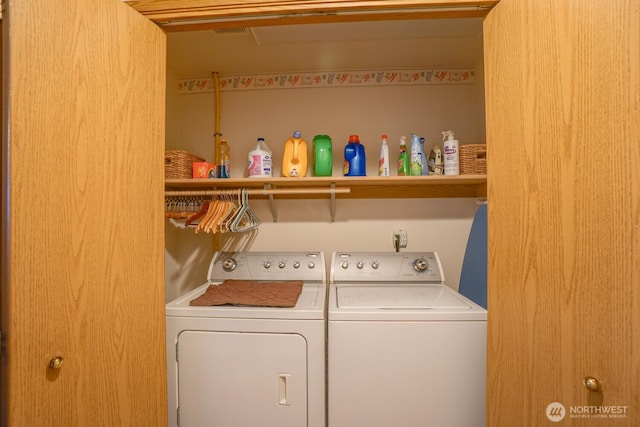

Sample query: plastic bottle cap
[348,134,360,143]
[381,134,388,140]
[293,131,301,138]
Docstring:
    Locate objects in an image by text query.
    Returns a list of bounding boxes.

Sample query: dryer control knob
[413,258,429,272]
[371,261,380,269]
[293,261,300,269]
[279,261,286,269]
[263,261,272,269]
[222,258,237,272]
[357,262,364,269]
[341,261,349,269]
[308,261,316,269]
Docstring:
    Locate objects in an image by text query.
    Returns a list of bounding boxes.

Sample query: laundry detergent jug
[281,131,308,177]
[343,134,366,176]
[313,134,333,177]
[247,137,272,177]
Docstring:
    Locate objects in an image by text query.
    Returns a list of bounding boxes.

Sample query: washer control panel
[330,252,444,283]
[209,251,325,283]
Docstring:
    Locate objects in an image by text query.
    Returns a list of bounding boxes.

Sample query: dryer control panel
[330,252,444,284]
[209,251,326,284]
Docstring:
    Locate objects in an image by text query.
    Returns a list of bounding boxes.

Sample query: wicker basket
[459,144,487,175]
[165,150,205,179]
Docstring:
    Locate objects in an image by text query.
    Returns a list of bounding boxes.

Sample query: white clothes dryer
[328,251,487,427]
[166,251,326,427]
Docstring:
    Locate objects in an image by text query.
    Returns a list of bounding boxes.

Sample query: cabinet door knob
[583,376,601,391]
[48,356,64,370]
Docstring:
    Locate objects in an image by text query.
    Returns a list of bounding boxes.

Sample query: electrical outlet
[392,230,408,249]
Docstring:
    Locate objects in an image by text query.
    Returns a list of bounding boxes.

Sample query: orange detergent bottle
[281,131,308,177]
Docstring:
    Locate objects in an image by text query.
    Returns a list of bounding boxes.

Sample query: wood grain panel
[165,175,487,198]
[4,1,167,426]
[125,0,497,30]
[485,0,639,425]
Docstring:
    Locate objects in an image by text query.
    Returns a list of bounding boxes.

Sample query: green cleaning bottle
[397,136,409,176]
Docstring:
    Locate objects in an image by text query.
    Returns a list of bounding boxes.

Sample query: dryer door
[177,331,307,427]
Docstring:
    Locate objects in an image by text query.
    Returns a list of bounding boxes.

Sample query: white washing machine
[328,252,487,427]
[166,251,326,427]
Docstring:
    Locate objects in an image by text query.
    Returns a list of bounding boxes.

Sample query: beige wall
[168,80,484,173]
[165,71,485,302]
[164,36,486,302]
[165,198,480,302]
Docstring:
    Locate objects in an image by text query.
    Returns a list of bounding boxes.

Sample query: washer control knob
[357,262,364,269]
[279,261,286,269]
[293,261,300,269]
[413,258,429,272]
[222,258,237,272]
[371,261,380,269]
[308,261,315,269]
[341,261,349,269]
[263,261,272,269]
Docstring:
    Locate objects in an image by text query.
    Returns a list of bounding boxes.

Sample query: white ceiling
[166,18,484,78]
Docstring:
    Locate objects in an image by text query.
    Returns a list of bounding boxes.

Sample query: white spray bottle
[442,130,459,176]
[378,134,390,176]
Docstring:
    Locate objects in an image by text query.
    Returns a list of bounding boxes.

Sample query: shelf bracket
[265,184,278,223]
[330,183,336,223]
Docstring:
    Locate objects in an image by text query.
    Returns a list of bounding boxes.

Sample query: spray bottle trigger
[442,130,455,142]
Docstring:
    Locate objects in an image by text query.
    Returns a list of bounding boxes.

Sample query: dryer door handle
[278,374,292,406]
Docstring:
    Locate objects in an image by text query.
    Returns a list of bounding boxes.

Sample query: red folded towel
[189,279,304,308]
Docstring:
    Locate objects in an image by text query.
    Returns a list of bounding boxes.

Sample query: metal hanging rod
[165,185,347,222]
[165,187,350,197]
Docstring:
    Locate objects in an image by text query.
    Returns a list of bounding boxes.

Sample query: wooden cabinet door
[1,1,167,426]
[484,0,639,425]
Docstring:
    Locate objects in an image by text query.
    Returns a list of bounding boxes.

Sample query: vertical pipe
[212,71,221,165]
[212,71,221,251]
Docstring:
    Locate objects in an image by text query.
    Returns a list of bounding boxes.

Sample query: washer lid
[336,284,474,309]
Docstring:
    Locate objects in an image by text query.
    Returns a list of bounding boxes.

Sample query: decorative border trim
[178,68,475,93]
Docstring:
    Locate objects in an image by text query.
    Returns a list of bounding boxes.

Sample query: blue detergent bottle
[343,134,366,176]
